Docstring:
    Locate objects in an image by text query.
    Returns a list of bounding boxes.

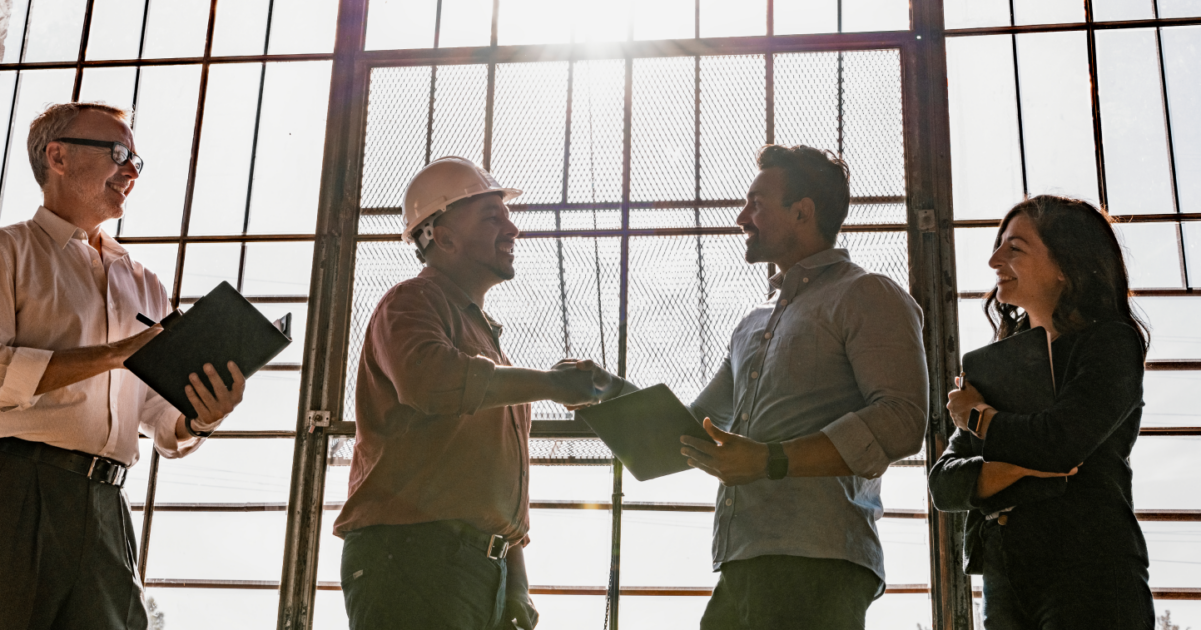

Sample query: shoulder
[0,220,35,250]
[1073,320,1145,359]
[376,275,452,313]
[839,268,919,316]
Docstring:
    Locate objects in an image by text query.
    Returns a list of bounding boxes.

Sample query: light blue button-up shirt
[689,248,928,581]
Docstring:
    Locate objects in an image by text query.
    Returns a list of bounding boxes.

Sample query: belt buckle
[486,534,509,560]
[87,456,126,487]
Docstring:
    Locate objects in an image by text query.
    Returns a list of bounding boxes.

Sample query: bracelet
[184,416,213,439]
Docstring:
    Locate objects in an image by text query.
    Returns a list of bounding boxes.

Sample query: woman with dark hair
[928,195,1154,629]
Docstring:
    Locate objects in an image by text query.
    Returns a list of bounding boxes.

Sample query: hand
[976,460,1081,499]
[680,417,770,486]
[110,324,163,366]
[548,359,600,407]
[185,361,246,432]
[553,359,621,410]
[503,596,539,630]
[947,374,986,432]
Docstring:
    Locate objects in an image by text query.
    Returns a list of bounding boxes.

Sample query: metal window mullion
[1008,0,1030,197]
[692,56,710,379]
[17,0,33,63]
[71,0,97,101]
[118,0,154,239]
[1084,0,1109,209]
[559,61,574,357]
[1150,2,1190,287]
[0,70,24,221]
[483,0,499,171]
[236,0,278,294]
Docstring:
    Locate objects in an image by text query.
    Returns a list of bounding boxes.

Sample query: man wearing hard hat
[333,157,617,630]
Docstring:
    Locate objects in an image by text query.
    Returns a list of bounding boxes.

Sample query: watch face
[968,408,981,433]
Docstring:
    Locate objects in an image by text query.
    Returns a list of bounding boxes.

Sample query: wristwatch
[967,408,983,436]
[766,442,789,480]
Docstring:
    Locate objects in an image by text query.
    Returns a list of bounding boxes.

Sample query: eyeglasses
[53,137,144,173]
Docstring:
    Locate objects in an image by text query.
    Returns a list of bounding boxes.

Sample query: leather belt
[0,437,128,488]
[440,520,512,560]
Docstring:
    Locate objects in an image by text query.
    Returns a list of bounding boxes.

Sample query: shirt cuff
[0,347,53,411]
[821,411,890,479]
[461,356,497,415]
[152,412,204,459]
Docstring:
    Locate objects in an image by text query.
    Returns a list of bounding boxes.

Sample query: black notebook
[125,282,293,419]
[575,384,715,481]
[961,326,1062,507]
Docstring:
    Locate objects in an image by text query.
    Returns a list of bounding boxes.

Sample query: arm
[980,322,1144,473]
[35,326,162,395]
[502,544,538,629]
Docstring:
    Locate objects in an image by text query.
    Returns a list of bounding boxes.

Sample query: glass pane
[567,60,625,206]
[1093,0,1156,20]
[622,511,718,587]
[1133,436,1201,510]
[227,370,302,431]
[497,0,572,46]
[1096,29,1175,216]
[145,512,287,580]
[1,0,31,63]
[524,508,612,586]
[121,64,202,237]
[1159,0,1201,17]
[618,597,706,630]
[242,241,315,296]
[439,0,493,48]
[631,57,693,203]
[624,467,719,504]
[879,518,931,584]
[492,62,568,204]
[246,60,333,235]
[143,589,280,630]
[1163,26,1201,214]
[867,594,936,629]
[0,68,74,228]
[23,0,86,62]
[774,52,839,155]
[1113,222,1183,289]
[85,0,147,60]
[366,0,437,50]
[881,465,930,512]
[531,464,613,502]
[947,35,1025,220]
[842,0,911,32]
[699,56,764,201]
[313,590,352,630]
[958,298,993,357]
[78,66,136,109]
[1012,0,1084,25]
[1135,296,1201,360]
[189,63,261,236]
[775,0,838,35]
[360,66,430,211]
[699,0,766,38]
[1143,521,1201,588]
[955,226,1001,293]
[254,302,307,364]
[1184,222,1201,288]
[568,0,632,43]
[211,0,270,57]
[1143,371,1201,428]
[268,0,338,54]
[0,71,17,189]
[1016,31,1100,206]
[943,0,1010,29]
[180,242,240,298]
[633,0,694,41]
[122,243,179,290]
[1154,602,1201,630]
[430,64,487,170]
[141,0,210,59]
[153,438,295,503]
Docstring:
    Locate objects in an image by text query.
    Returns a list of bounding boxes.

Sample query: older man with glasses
[0,102,248,630]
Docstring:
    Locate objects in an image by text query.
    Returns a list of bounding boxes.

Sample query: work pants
[700,554,883,630]
[341,522,509,630]
[980,518,1154,630]
[0,448,148,630]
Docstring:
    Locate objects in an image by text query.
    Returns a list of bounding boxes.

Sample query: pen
[136,313,156,327]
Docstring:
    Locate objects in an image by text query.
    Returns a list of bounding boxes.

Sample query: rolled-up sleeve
[0,346,52,411]
[821,275,929,478]
[373,283,498,417]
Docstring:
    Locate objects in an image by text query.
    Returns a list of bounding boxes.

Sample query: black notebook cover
[575,384,715,481]
[125,281,293,419]
[961,326,1063,507]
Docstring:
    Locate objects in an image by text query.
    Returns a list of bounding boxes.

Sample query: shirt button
[763,332,772,340]
[803,277,809,283]
[778,299,787,306]
[741,413,749,421]
[725,498,733,507]
[750,371,759,379]
[92,259,100,267]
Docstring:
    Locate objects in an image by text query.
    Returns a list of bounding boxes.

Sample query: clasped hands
[549,359,622,408]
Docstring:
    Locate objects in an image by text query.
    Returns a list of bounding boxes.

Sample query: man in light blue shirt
[672,145,929,628]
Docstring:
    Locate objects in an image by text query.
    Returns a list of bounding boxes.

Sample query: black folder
[961,326,1062,506]
[125,281,293,419]
[575,384,715,481]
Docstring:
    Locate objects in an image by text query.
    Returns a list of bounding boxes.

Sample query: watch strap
[766,441,788,480]
[185,416,213,439]
[967,408,982,435]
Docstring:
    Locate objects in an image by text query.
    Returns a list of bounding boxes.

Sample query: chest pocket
[774,322,822,386]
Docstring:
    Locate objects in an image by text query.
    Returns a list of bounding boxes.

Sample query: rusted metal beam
[946,15,1201,37]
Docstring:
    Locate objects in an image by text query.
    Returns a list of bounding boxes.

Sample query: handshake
[547,359,624,409]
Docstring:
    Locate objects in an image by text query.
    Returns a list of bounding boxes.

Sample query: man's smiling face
[54,109,139,224]
[438,192,520,281]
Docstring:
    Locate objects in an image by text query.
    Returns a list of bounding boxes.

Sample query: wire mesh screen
[329,437,613,466]
[493,62,569,204]
[700,56,766,201]
[630,57,695,204]
[360,66,431,210]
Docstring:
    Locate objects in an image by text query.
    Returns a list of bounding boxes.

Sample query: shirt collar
[769,248,850,290]
[32,206,128,258]
[418,266,505,337]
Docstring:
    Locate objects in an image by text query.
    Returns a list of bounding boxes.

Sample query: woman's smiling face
[988,212,1066,320]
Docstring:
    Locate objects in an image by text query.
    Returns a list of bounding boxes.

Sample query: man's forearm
[480,366,566,409]
[782,432,853,477]
[35,344,122,395]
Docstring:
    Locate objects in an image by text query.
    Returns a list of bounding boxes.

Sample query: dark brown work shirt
[333,267,530,543]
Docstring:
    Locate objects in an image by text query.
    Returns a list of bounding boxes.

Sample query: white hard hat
[401,156,522,248]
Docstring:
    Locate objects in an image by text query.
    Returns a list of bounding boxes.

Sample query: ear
[789,197,816,224]
[45,141,70,177]
[430,223,456,255]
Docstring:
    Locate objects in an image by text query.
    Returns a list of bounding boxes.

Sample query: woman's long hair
[983,195,1150,356]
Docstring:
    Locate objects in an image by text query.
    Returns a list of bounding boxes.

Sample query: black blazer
[928,321,1149,574]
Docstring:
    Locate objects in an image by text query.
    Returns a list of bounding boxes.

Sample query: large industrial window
[0,0,1197,629]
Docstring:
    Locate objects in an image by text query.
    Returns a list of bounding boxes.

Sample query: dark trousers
[341,522,509,630]
[0,449,147,630]
[700,554,884,630]
[980,519,1154,630]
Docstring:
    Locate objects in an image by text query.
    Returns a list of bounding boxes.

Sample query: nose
[501,212,519,239]
[120,157,139,180]
[736,201,753,228]
[987,245,1003,270]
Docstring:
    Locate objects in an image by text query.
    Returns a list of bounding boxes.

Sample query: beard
[67,175,127,223]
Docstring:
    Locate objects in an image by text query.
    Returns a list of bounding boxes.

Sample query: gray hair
[27,101,132,187]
